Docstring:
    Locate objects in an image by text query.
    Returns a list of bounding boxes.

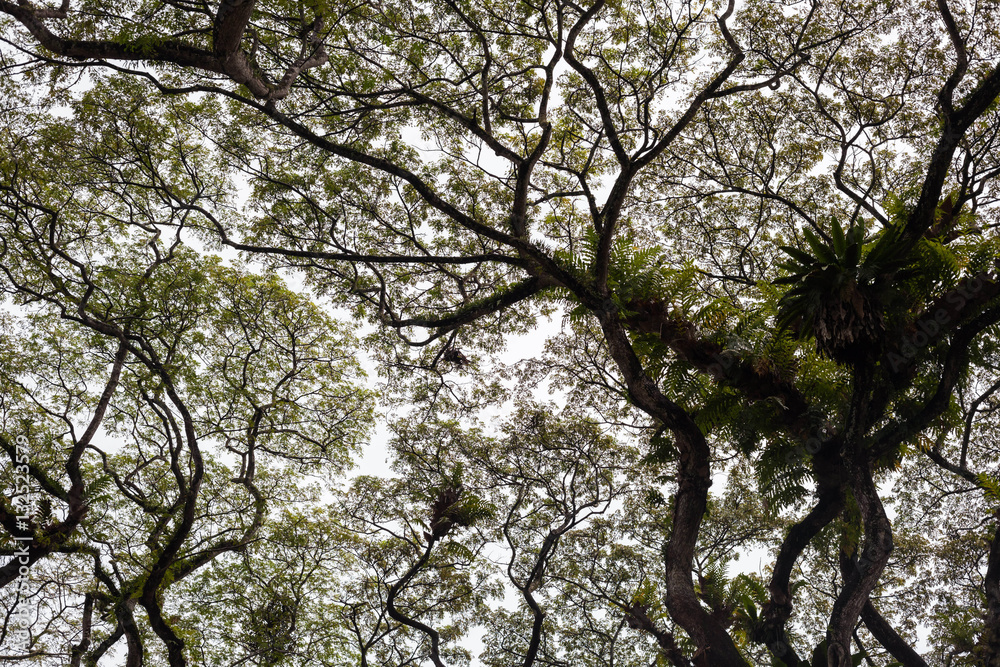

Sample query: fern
[695,389,741,433]
[757,441,810,509]
[84,474,115,505]
[977,472,1000,505]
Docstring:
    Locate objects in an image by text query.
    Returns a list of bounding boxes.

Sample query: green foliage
[2,0,1000,665]
[775,217,889,360]
[977,472,1000,505]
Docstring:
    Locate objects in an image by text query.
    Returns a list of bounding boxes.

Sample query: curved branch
[622,301,813,435]
[385,539,447,667]
[905,61,1000,244]
[1,0,328,101]
[0,1,219,69]
[860,600,929,667]
[872,302,1000,460]
[827,462,893,666]
[935,0,969,115]
[596,313,750,666]
[756,440,845,665]
[390,276,546,330]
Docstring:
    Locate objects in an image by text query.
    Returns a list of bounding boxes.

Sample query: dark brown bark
[756,459,845,665]
[975,510,1000,666]
[623,300,813,434]
[69,594,94,667]
[872,304,1000,461]
[598,315,750,666]
[0,341,126,587]
[0,0,326,101]
[132,349,204,667]
[624,602,692,667]
[385,538,447,667]
[827,463,893,666]
[860,600,929,667]
[904,55,1000,247]
[120,600,144,667]
[0,1,219,68]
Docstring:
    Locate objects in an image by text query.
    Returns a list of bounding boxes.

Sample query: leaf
[780,245,818,266]
[831,216,846,258]
[845,231,862,268]
[803,228,837,265]
[977,472,1000,504]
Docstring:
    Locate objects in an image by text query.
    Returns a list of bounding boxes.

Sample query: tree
[0,0,999,665]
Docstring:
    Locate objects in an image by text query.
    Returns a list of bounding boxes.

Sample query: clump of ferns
[608,238,711,316]
[558,227,709,315]
[423,466,495,543]
[774,211,961,366]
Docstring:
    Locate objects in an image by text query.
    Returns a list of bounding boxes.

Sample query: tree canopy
[1,0,1000,665]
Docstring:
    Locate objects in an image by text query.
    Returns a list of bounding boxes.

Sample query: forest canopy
[1,0,1000,665]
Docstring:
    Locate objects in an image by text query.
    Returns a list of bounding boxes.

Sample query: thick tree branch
[623,301,813,430]
[385,539,447,667]
[0,0,328,101]
[597,313,749,666]
[860,600,929,667]
[906,60,1000,244]
[827,462,893,666]
[624,602,692,667]
[873,302,1000,460]
[755,440,845,665]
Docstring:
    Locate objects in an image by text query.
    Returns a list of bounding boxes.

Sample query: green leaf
[780,245,818,266]
[831,216,846,258]
[803,228,837,265]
